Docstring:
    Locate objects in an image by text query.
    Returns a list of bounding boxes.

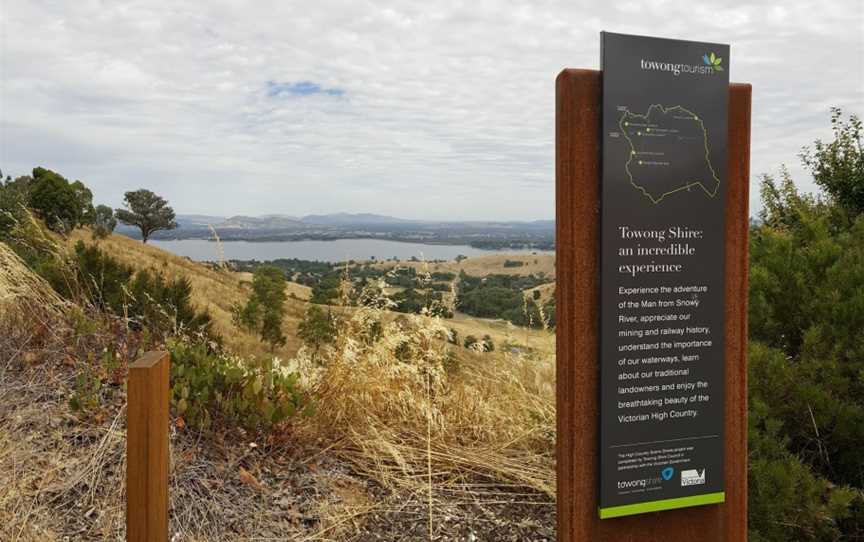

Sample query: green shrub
[169,340,312,432]
[68,349,122,417]
[747,110,864,540]
[482,334,495,352]
[126,269,212,336]
[233,265,287,351]
[297,305,337,361]
[0,176,32,237]
[68,361,103,414]
[68,242,212,338]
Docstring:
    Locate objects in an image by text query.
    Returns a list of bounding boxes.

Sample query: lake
[150,238,546,263]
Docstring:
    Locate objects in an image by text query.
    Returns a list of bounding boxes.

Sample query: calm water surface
[150,238,545,263]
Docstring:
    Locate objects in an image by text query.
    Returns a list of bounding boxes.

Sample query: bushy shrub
[233,265,287,351]
[0,176,32,237]
[33,241,213,340]
[748,110,864,540]
[169,340,312,432]
[297,305,337,361]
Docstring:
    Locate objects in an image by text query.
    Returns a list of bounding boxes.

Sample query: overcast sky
[1,1,862,221]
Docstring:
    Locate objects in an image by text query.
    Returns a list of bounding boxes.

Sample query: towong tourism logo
[702,52,724,71]
[618,475,663,491]
[639,51,722,76]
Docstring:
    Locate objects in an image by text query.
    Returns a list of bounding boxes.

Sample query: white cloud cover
[1,0,862,220]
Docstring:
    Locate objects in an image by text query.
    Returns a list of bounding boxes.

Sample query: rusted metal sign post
[127,351,170,542]
[555,67,750,539]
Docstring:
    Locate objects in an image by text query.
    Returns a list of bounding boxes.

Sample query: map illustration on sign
[619,104,720,204]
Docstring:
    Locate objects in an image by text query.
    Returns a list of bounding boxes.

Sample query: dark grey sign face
[599,32,729,519]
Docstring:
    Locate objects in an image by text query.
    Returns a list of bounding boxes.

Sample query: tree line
[0,166,177,242]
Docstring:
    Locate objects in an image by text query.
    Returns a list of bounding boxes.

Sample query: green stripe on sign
[598,492,725,519]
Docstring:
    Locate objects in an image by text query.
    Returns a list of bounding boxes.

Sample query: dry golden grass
[4,220,558,538]
[293,288,556,507]
[0,242,66,315]
[67,230,309,359]
[64,233,557,519]
[525,281,556,305]
[373,252,555,278]
[237,271,313,301]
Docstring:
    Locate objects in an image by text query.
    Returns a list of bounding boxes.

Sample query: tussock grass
[295,286,556,505]
[0,241,65,314]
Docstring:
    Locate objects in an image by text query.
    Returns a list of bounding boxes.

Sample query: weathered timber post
[127,351,170,542]
[555,68,751,541]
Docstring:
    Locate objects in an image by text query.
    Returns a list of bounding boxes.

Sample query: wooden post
[127,351,170,542]
[555,69,751,541]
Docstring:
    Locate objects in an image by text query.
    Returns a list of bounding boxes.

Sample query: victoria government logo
[681,469,707,487]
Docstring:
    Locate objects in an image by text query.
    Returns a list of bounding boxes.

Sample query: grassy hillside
[374,252,555,278]
[67,230,309,358]
[2,219,557,540]
[525,281,556,305]
[67,229,554,360]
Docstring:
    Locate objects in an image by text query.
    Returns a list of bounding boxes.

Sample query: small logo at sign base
[681,469,707,486]
[661,467,675,481]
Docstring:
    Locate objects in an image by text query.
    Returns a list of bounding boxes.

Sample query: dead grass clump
[0,241,66,315]
[296,289,556,500]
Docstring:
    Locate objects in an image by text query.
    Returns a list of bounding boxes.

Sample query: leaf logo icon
[703,52,724,71]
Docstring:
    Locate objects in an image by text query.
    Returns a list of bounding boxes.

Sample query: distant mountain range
[117,213,555,251]
[172,213,553,229]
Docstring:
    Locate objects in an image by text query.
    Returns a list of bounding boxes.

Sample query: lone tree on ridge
[115,189,177,243]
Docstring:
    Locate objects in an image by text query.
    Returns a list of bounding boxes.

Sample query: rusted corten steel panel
[555,69,750,541]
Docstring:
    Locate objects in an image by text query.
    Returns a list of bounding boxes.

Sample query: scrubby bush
[233,265,287,352]
[457,271,552,327]
[92,205,116,239]
[0,175,32,236]
[748,109,864,541]
[297,305,337,361]
[126,269,212,336]
[169,339,312,432]
[33,241,213,339]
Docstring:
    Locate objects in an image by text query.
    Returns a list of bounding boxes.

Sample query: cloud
[0,0,862,220]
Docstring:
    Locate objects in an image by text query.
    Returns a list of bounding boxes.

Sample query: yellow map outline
[618,105,720,205]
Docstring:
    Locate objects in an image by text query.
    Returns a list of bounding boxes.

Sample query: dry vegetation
[66,230,309,359]
[303,290,556,489]
[373,253,555,278]
[524,282,556,306]
[2,231,557,540]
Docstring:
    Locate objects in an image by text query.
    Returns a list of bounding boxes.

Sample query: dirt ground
[0,359,555,541]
